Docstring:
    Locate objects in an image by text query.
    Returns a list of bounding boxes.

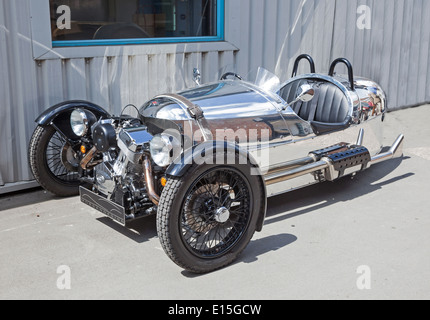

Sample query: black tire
[29,125,81,197]
[157,161,263,273]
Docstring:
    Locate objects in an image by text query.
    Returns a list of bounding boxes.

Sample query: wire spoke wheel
[45,131,80,183]
[29,125,81,197]
[180,168,251,259]
[157,159,263,273]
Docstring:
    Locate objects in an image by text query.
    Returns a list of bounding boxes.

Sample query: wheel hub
[215,207,230,223]
[61,142,79,172]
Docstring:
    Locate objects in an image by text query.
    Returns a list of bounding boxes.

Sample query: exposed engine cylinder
[93,125,155,217]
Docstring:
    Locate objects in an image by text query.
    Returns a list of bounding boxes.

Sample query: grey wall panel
[227,0,337,81]
[226,0,430,109]
[1,0,38,186]
[0,0,9,186]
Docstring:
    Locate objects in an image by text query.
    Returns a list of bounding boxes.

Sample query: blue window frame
[51,0,224,48]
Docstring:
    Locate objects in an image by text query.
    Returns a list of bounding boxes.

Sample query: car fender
[35,100,111,140]
[36,100,111,125]
[166,140,267,232]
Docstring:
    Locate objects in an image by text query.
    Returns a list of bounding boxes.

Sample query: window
[50,0,224,47]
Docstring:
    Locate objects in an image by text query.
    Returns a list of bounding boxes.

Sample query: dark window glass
[50,0,219,42]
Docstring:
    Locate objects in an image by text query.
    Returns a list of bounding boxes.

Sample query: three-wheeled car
[29,54,404,273]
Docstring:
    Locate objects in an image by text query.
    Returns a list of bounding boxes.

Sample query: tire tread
[28,125,79,197]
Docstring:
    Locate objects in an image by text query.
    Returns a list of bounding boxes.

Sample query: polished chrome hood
[139,80,291,144]
[140,80,286,121]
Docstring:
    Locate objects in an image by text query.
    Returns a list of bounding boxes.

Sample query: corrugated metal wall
[1,0,429,190]
[331,0,430,108]
[35,49,237,117]
[1,0,39,190]
[227,0,430,108]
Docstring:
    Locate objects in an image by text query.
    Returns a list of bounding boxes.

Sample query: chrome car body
[140,59,400,198]
[29,54,404,273]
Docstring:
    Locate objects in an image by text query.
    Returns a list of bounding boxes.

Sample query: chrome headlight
[150,133,181,167]
[70,109,89,137]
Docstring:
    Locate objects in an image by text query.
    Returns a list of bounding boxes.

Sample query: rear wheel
[29,125,81,197]
[157,164,263,273]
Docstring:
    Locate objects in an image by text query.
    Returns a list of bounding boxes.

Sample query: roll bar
[291,54,316,77]
[329,58,355,90]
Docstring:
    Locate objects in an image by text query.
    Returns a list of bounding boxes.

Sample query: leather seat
[279,80,350,124]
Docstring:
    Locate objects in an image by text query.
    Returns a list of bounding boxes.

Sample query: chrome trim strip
[154,93,213,141]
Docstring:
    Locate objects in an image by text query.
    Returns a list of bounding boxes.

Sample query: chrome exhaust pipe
[369,134,405,166]
[264,134,404,186]
[144,155,160,206]
[356,128,365,146]
[267,156,317,175]
[265,160,329,185]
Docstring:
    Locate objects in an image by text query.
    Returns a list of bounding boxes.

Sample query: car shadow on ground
[0,187,53,211]
[181,233,298,278]
[96,214,158,244]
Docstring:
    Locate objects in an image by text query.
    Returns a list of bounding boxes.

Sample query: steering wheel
[220,72,243,81]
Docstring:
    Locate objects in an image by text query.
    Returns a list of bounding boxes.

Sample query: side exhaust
[265,134,404,186]
[369,134,405,166]
[144,155,160,206]
[265,160,329,185]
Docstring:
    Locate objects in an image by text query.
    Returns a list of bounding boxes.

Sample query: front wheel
[157,164,263,273]
[29,125,81,197]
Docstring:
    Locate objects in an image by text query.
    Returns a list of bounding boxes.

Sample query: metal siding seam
[369,1,383,87]
[6,0,29,181]
[0,0,10,185]
[417,0,430,103]
[157,53,169,96]
[299,0,314,75]
[61,59,69,100]
[110,55,130,115]
[241,0,251,76]
[67,59,87,100]
[274,0,289,79]
[119,55,131,111]
[329,0,338,64]
[107,56,118,113]
[85,57,92,102]
[206,51,220,83]
[426,1,430,103]
[323,0,336,73]
[274,0,283,75]
[46,59,65,108]
[262,0,277,72]
[174,52,186,93]
[408,0,423,105]
[166,53,176,93]
[381,0,395,109]
[93,57,110,109]
[389,0,404,109]
[398,1,413,107]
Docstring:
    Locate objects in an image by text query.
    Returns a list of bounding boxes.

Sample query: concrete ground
[0,105,429,300]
